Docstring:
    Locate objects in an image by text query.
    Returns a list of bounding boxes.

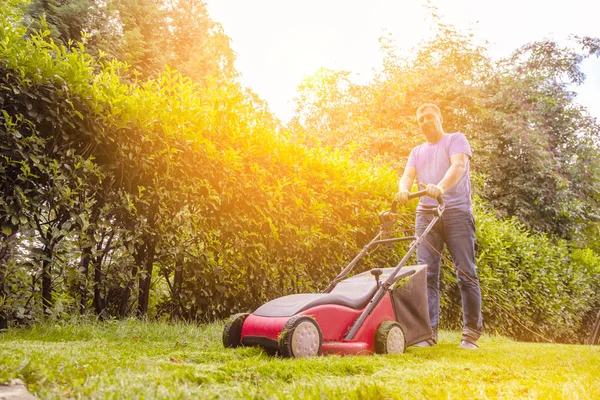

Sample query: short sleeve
[406,148,417,168]
[449,133,472,159]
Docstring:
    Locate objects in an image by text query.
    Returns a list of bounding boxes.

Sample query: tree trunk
[119,286,130,318]
[92,255,105,316]
[0,233,16,328]
[118,234,144,318]
[0,234,15,297]
[589,309,600,345]
[120,262,139,318]
[41,246,53,312]
[81,204,102,315]
[135,196,160,317]
[172,256,184,319]
[79,243,92,314]
[137,239,156,316]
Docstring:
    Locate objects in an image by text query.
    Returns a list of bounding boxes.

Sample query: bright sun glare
[206,0,600,122]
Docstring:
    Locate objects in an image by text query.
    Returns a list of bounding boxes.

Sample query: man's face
[417,108,443,141]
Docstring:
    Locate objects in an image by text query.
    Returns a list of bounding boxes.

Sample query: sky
[204,0,600,123]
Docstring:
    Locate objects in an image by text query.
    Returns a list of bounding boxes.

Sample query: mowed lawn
[0,319,599,399]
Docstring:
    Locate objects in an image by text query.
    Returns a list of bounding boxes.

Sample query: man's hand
[394,189,410,205]
[424,183,445,199]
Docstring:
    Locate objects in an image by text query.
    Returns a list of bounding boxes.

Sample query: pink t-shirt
[407,132,472,212]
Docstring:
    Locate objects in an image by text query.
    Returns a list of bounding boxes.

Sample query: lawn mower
[222,190,444,357]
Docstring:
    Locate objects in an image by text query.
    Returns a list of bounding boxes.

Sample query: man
[395,103,482,349]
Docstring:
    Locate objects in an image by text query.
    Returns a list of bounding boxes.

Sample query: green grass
[1,319,599,399]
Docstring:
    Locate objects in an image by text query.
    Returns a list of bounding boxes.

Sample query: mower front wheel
[375,321,406,354]
[279,315,322,358]
[222,313,249,348]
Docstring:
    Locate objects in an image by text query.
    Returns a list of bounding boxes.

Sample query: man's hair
[416,103,442,117]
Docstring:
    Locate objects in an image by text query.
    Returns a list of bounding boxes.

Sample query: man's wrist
[436,184,445,194]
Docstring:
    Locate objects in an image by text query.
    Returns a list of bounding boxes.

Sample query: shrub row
[439,200,600,342]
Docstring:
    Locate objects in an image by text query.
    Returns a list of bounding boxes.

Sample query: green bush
[0,7,405,321]
[439,200,600,342]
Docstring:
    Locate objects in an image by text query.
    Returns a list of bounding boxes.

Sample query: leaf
[1,224,12,236]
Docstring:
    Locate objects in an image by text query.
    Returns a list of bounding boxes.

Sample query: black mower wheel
[278,315,322,358]
[222,313,249,348]
[375,321,406,354]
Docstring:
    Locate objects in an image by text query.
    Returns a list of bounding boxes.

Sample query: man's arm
[425,153,469,198]
[399,166,416,192]
[395,166,416,205]
[425,153,469,199]
[438,153,469,192]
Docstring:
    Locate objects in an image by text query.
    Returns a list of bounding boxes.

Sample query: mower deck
[238,266,430,356]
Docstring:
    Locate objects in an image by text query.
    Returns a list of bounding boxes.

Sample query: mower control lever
[371,268,383,288]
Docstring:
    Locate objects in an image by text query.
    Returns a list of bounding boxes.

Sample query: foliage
[439,200,600,341]
[291,21,600,240]
[0,4,401,324]
[474,38,600,238]
[0,1,599,345]
[1,320,600,398]
[24,0,237,83]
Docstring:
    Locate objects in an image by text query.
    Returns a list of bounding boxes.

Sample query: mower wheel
[375,321,406,354]
[222,313,249,348]
[278,315,322,358]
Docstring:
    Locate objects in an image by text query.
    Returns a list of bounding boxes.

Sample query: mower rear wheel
[375,321,406,354]
[279,315,322,358]
[222,313,249,348]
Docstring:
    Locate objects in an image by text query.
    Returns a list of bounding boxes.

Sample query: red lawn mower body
[223,191,443,357]
[240,266,427,356]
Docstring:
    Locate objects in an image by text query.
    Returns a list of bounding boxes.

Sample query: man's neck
[426,131,445,143]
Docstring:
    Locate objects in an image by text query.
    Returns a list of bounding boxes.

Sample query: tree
[473,37,600,238]
[163,0,237,84]
[290,21,600,240]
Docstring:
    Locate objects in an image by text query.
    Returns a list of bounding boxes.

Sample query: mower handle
[391,189,444,214]
[328,189,443,294]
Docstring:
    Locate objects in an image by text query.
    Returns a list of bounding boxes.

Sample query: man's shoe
[413,339,436,347]
[460,327,481,349]
[458,338,478,349]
